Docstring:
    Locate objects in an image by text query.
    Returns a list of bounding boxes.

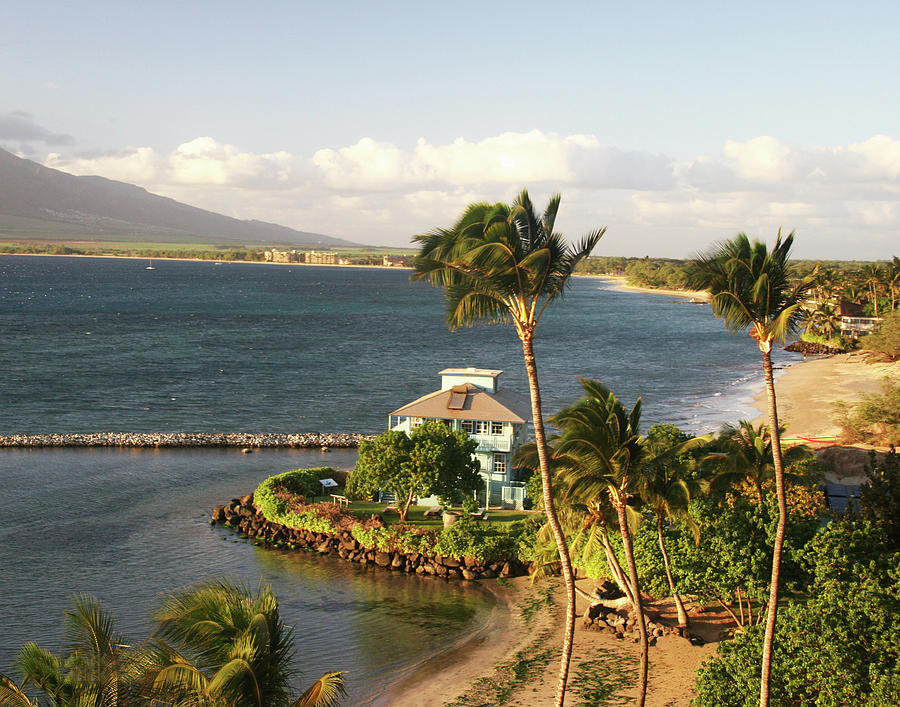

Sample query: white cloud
[36,131,900,258]
[46,147,160,184]
[311,130,675,191]
[47,137,295,189]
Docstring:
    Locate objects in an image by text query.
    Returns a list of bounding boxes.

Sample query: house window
[461,420,474,433]
[491,421,503,435]
[493,453,507,475]
[475,420,490,435]
[411,417,423,429]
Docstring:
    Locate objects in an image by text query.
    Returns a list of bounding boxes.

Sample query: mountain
[0,148,357,247]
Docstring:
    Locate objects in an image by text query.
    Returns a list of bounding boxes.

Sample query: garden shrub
[254,468,339,532]
[693,518,900,706]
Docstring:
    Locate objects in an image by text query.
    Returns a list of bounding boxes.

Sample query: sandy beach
[750,352,900,442]
[593,274,710,301]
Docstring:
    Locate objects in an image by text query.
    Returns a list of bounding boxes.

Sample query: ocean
[0,255,799,702]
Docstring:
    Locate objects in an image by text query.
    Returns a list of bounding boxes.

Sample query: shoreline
[750,352,900,445]
[587,273,711,301]
[376,579,521,706]
[0,251,413,271]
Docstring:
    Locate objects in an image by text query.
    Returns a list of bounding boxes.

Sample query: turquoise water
[0,255,799,702]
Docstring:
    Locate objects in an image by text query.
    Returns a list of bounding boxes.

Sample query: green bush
[432,515,539,563]
[693,519,900,706]
[350,524,436,554]
[254,468,339,532]
[862,309,900,360]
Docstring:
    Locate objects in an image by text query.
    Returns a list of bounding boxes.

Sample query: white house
[388,367,531,509]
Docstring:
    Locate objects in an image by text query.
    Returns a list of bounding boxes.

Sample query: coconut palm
[886,256,900,311]
[551,379,650,707]
[640,425,710,628]
[413,189,604,706]
[705,420,810,504]
[862,263,883,316]
[145,580,345,707]
[0,594,139,707]
[687,230,816,707]
[514,439,636,605]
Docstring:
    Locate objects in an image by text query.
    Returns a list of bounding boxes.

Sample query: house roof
[438,367,503,378]
[390,383,531,423]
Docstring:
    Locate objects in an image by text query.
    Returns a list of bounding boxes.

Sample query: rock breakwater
[0,432,370,449]
[211,494,528,582]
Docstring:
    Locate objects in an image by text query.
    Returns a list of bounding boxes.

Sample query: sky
[1,0,898,259]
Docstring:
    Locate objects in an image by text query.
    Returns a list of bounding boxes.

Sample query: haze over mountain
[0,148,356,247]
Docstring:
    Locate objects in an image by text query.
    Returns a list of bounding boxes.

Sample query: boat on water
[146,259,155,270]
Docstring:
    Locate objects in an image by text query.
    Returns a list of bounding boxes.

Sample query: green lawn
[308,496,533,528]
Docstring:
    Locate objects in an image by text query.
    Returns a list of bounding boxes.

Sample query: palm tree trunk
[615,497,648,707]
[521,335,576,707]
[759,347,787,707]
[656,515,688,628]
[600,526,635,605]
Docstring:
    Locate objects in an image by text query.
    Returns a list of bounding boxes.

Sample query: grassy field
[309,496,533,528]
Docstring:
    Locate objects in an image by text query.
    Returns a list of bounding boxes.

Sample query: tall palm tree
[641,425,710,628]
[514,438,637,605]
[687,231,815,707]
[146,580,345,707]
[413,189,604,706]
[0,594,139,707]
[552,379,650,707]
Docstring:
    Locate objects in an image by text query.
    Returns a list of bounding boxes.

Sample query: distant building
[264,249,302,263]
[389,367,531,509]
[839,301,881,338]
[382,255,407,267]
[305,250,337,265]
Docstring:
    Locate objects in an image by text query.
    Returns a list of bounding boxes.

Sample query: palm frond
[290,672,347,707]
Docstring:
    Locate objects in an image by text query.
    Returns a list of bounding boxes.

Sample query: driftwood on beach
[0,432,372,449]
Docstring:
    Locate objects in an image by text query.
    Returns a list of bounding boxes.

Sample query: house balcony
[472,434,512,452]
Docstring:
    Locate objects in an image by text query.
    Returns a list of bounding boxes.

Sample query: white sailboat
[146,259,155,270]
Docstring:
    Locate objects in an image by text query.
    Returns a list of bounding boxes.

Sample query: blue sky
[2,0,898,258]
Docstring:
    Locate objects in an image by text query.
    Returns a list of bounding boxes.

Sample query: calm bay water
[0,255,799,701]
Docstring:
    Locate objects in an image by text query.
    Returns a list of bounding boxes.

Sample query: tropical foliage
[0,582,346,707]
[550,379,651,706]
[693,518,900,706]
[687,230,815,707]
[347,420,481,520]
[413,188,603,706]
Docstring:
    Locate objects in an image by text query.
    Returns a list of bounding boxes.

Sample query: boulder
[374,552,391,567]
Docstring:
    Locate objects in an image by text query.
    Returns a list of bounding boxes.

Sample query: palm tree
[0,594,139,707]
[886,256,900,311]
[706,420,809,504]
[687,230,815,707]
[514,439,637,606]
[552,379,650,707]
[641,425,710,628]
[413,189,604,706]
[862,263,883,316]
[146,580,345,707]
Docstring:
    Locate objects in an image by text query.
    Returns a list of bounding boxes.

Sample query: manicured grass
[308,496,533,528]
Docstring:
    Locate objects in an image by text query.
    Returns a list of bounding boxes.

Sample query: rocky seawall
[211,494,528,581]
[0,432,370,448]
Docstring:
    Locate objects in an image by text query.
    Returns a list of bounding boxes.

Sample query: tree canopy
[348,420,481,520]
